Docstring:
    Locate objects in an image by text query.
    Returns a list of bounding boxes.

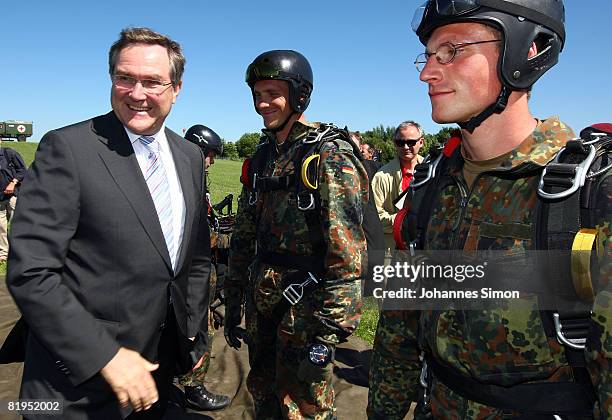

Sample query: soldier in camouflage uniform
[368,1,611,419]
[225,50,368,419]
[178,124,231,411]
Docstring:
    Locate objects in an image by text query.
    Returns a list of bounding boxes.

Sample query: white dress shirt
[125,126,186,271]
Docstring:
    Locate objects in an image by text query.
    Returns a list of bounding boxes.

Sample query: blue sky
[3,1,611,142]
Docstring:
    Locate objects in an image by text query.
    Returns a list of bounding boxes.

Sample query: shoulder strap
[535,127,612,386]
[409,137,463,251]
[294,124,352,259]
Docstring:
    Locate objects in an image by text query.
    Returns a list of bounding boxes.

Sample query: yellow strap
[571,228,597,302]
[301,154,320,190]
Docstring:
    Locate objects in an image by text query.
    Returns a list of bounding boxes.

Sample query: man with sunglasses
[371,121,424,250]
[7,28,211,419]
[225,50,368,419]
[368,0,610,419]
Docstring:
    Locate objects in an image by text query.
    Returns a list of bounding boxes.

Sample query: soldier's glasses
[111,75,173,95]
[414,39,501,72]
[395,138,421,147]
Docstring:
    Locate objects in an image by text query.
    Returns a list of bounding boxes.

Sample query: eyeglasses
[394,138,421,147]
[111,74,173,95]
[414,39,501,71]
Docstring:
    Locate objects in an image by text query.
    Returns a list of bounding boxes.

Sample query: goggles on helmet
[246,60,300,85]
[412,0,481,32]
[412,0,565,44]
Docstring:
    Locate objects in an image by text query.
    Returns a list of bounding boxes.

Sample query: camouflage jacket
[370,118,611,418]
[226,121,368,344]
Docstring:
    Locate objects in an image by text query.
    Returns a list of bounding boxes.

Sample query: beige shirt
[461,147,514,189]
[372,155,423,249]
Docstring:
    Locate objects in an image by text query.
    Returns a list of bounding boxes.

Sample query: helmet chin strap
[459,86,512,133]
[268,111,296,134]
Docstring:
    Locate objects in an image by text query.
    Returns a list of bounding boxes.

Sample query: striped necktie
[139,136,176,269]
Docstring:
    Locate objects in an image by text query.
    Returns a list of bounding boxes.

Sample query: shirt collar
[457,117,574,172]
[262,120,317,146]
[125,125,166,146]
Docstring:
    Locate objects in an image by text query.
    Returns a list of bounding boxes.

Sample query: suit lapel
[166,128,196,272]
[92,112,172,270]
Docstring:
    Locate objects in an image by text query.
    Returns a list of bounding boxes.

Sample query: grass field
[207,159,243,210]
[1,146,379,345]
[2,141,39,167]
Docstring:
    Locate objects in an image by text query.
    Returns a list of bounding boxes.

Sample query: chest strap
[257,248,325,274]
[254,174,295,192]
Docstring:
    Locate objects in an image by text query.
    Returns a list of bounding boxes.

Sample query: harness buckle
[419,357,428,389]
[282,272,319,305]
[411,153,444,189]
[303,125,333,144]
[537,143,596,200]
[297,191,316,211]
[249,191,259,205]
[553,312,587,350]
[409,241,417,257]
[248,173,259,205]
[419,355,432,417]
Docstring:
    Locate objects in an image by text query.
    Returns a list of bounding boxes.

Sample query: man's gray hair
[394,121,424,139]
[108,27,185,86]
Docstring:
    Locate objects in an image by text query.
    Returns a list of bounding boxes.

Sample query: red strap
[393,206,410,250]
[393,131,461,250]
[240,158,251,186]
[443,131,462,157]
[590,123,612,135]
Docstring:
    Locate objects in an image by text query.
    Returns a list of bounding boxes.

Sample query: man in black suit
[6,27,211,419]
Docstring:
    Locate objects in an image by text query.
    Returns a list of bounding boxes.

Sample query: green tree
[362,124,396,163]
[422,126,456,156]
[221,139,239,160]
[235,132,261,158]
[359,124,458,163]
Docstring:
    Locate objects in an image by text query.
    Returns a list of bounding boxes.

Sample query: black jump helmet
[412,0,565,131]
[184,124,223,156]
[245,50,314,113]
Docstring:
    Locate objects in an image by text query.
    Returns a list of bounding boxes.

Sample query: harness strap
[413,146,462,249]
[428,357,595,416]
[535,166,593,382]
[534,133,612,390]
[257,248,325,274]
[255,174,295,192]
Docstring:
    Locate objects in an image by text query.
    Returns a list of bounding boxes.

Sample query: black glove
[224,324,247,350]
[223,289,246,350]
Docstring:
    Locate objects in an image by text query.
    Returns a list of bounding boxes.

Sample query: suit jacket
[6,111,211,417]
